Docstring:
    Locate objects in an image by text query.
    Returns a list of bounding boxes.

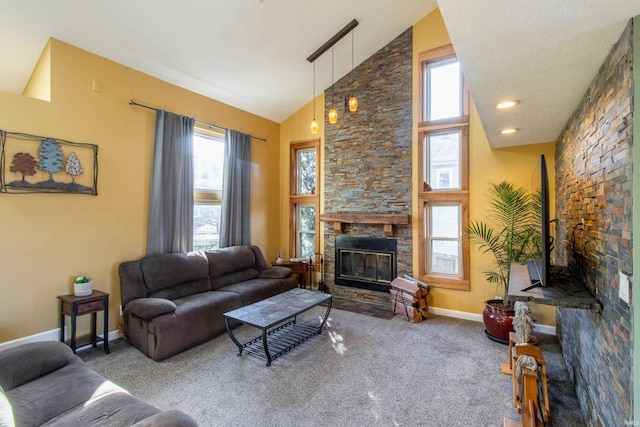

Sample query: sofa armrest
[119,260,148,309]
[131,409,198,427]
[0,342,74,391]
[125,298,177,321]
[259,266,292,279]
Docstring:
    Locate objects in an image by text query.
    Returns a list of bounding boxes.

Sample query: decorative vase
[74,281,93,297]
[482,299,515,344]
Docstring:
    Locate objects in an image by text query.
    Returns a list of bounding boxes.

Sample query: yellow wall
[412,9,555,325]
[23,41,51,101]
[279,93,325,259]
[0,39,281,342]
[281,8,556,326]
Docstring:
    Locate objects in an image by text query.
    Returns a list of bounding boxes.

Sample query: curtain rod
[128,100,267,142]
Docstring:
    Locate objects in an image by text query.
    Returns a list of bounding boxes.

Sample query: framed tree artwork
[0,130,98,195]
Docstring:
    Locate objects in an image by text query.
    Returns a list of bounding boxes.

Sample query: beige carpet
[80,308,584,426]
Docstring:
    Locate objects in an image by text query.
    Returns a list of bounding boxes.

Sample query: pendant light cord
[351,31,354,96]
[331,46,335,107]
[351,31,354,72]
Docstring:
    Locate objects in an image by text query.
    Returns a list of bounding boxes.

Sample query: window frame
[418,45,470,291]
[289,139,320,258]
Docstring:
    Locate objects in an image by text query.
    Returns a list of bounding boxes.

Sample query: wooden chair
[511,344,549,422]
[517,364,544,427]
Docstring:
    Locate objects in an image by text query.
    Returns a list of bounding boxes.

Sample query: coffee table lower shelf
[236,320,323,366]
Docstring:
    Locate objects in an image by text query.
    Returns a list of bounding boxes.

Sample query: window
[418,45,470,290]
[425,130,461,190]
[193,130,224,251]
[424,58,463,122]
[290,140,320,258]
[296,147,317,195]
[296,203,316,257]
[427,203,461,276]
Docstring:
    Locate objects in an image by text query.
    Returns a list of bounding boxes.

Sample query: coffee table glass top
[224,288,332,329]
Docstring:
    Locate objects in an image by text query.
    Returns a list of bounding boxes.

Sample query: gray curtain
[147,110,195,254]
[219,129,251,247]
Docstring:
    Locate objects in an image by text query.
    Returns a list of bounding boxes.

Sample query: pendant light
[328,47,338,124]
[306,19,359,126]
[310,61,319,134]
[348,30,358,112]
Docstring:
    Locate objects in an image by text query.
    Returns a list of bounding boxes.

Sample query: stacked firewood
[390,276,430,322]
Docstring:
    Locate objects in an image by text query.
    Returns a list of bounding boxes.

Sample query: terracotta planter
[482,299,515,344]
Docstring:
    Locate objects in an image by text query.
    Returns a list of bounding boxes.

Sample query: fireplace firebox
[335,236,397,293]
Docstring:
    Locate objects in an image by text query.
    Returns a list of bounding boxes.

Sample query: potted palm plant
[465,181,541,343]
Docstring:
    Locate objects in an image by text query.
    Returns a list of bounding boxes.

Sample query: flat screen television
[523,154,551,291]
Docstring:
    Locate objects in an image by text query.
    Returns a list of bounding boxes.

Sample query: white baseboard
[0,328,122,352]
[532,323,556,336]
[429,305,556,336]
[429,306,484,322]
[0,308,556,351]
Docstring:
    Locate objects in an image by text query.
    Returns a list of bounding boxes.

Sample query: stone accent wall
[555,21,633,425]
[323,28,413,305]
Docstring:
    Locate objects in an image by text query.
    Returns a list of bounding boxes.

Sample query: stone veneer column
[555,20,633,425]
[323,28,412,305]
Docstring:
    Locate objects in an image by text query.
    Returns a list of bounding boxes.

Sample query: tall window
[290,139,320,258]
[193,130,224,251]
[418,45,470,290]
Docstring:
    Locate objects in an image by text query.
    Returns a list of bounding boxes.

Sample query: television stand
[507,263,601,311]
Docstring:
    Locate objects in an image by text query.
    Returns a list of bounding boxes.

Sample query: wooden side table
[274,261,310,288]
[58,290,109,354]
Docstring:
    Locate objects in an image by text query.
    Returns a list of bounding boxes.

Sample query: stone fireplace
[322,28,412,305]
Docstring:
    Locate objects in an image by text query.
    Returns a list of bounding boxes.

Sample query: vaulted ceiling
[1,1,638,147]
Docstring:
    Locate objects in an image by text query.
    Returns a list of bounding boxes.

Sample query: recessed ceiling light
[496,100,520,109]
[501,128,519,134]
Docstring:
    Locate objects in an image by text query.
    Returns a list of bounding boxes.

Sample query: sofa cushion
[40,391,161,427]
[140,252,211,299]
[220,278,294,306]
[206,246,260,290]
[0,342,74,391]
[259,266,293,279]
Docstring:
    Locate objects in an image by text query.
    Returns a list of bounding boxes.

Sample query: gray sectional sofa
[119,245,298,361]
[0,341,197,427]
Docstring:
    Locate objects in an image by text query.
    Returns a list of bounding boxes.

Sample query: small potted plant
[465,181,541,343]
[73,276,93,296]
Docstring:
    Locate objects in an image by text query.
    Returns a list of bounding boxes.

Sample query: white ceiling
[438,0,640,147]
[1,1,639,148]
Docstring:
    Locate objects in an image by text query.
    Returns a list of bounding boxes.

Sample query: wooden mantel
[319,213,410,237]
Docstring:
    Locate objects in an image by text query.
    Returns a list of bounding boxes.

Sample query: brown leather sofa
[0,341,197,426]
[119,245,297,361]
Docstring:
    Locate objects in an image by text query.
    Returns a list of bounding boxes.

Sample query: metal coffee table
[223,288,332,366]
